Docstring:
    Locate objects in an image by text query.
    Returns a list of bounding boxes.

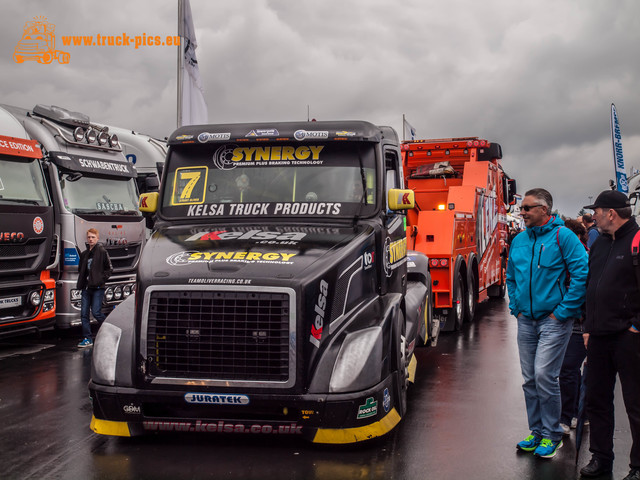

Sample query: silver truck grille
[143,286,295,387]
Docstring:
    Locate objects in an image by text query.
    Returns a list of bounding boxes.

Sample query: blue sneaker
[77,338,93,348]
[533,438,562,458]
[516,434,541,452]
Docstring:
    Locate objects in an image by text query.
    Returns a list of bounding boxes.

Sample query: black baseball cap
[583,190,630,209]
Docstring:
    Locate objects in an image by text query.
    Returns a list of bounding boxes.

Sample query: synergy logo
[13,17,70,65]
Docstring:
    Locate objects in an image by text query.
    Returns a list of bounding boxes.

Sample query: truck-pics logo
[184,393,250,405]
[310,279,329,348]
[14,17,70,65]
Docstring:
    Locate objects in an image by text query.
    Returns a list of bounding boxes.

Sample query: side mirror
[145,175,160,191]
[139,192,159,214]
[507,178,517,205]
[388,188,415,211]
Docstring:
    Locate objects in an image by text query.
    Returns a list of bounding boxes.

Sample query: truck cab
[0,106,55,337]
[89,121,432,443]
[3,104,146,329]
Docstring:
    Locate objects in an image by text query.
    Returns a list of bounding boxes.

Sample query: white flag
[403,117,416,140]
[179,0,208,126]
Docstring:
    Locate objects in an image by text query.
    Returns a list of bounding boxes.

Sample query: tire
[13,54,24,64]
[38,53,53,64]
[443,267,465,331]
[464,267,478,323]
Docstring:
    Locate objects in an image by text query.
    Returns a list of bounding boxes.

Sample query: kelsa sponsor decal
[143,420,303,435]
[383,237,407,277]
[186,202,343,217]
[185,393,250,405]
[198,132,231,143]
[166,250,297,266]
[357,397,378,419]
[310,279,329,348]
[185,229,306,243]
[294,130,328,141]
[33,216,44,235]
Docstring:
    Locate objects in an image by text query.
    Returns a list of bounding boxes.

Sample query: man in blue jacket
[507,188,588,459]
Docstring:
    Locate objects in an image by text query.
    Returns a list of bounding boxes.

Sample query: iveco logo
[184,393,250,405]
[0,232,25,243]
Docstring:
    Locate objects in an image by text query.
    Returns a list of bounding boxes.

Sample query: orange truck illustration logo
[14,16,70,64]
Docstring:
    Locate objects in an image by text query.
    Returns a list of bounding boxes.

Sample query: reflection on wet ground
[0,299,631,480]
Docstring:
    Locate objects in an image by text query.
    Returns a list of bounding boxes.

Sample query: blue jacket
[506,215,588,321]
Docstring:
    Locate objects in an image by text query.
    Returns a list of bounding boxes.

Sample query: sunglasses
[521,204,544,212]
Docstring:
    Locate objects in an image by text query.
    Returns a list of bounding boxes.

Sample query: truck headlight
[105,287,114,301]
[93,323,122,386]
[29,291,42,306]
[329,326,383,393]
[123,284,132,297]
[44,289,55,301]
[114,286,122,300]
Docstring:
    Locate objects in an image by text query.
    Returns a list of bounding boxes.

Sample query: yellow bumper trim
[312,408,401,444]
[90,415,131,437]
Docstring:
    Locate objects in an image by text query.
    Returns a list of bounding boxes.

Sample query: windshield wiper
[111,209,140,216]
[0,197,42,205]
[72,208,107,215]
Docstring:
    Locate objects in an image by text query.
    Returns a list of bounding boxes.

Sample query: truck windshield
[59,174,140,215]
[161,143,378,219]
[0,156,50,206]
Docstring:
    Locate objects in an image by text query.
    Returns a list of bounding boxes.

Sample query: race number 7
[179,171,201,200]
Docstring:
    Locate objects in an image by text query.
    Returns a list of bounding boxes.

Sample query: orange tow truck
[402,138,516,332]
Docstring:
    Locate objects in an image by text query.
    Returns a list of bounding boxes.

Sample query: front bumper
[89,373,402,444]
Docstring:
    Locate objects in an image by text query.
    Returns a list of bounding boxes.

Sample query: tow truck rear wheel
[464,268,478,323]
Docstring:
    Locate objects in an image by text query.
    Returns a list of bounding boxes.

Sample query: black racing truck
[89,121,434,443]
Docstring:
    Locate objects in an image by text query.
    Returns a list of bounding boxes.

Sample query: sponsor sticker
[198,132,231,143]
[166,250,297,266]
[123,404,141,414]
[383,388,391,413]
[357,397,378,419]
[0,296,22,309]
[310,279,329,348]
[245,129,280,138]
[185,393,250,405]
[33,216,44,234]
[294,130,329,141]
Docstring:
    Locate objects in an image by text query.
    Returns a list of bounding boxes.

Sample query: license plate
[0,296,22,309]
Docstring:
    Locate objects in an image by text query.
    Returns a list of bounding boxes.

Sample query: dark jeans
[586,330,640,469]
[81,287,106,340]
[559,332,587,424]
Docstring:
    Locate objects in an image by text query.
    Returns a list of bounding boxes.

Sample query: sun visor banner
[49,151,136,178]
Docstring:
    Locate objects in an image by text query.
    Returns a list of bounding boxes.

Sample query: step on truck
[89,120,434,443]
[2,104,146,329]
[402,138,516,332]
[0,106,56,337]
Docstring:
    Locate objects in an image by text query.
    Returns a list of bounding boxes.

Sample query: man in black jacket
[580,190,640,480]
[77,228,113,348]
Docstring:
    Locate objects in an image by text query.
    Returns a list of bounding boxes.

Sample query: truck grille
[0,241,45,274]
[144,287,294,386]
[106,243,141,272]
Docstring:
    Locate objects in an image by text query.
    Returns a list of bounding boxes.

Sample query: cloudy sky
[2,0,639,216]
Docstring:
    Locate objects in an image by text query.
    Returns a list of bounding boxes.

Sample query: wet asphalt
[0,297,633,480]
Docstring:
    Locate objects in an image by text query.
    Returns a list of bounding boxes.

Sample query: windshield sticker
[96,202,124,211]
[171,166,208,205]
[185,202,343,217]
[213,144,325,169]
[166,250,297,266]
[185,230,307,244]
[294,130,329,141]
